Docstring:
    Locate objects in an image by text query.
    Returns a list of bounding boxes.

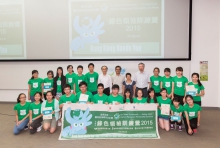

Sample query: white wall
[1,0,220,107]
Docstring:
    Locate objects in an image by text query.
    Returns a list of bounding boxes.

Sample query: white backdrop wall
[1,0,220,107]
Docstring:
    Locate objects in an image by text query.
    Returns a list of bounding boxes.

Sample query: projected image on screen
[69,0,164,59]
[0,0,26,59]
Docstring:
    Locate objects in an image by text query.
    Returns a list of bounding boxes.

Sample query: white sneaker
[37,125,42,132]
[58,120,62,127]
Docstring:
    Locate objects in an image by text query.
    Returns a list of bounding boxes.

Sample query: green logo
[114,113,120,120]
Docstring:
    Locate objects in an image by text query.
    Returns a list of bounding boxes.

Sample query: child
[13,93,30,135]
[183,95,201,135]
[53,67,66,101]
[76,81,93,103]
[172,67,188,105]
[29,92,43,134]
[123,88,133,104]
[146,88,157,104]
[122,73,136,98]
[28,70,43,102]
[41,91,59,134]
[188,73,205,106]
[85,63,99,95]
[170,97,184,131]
[133,89,147,104]
[43,70,54,99]
[107,84,124,104]
[91,83,108,104]
[65,65,76,94]
[150,67,162,97]
[157,88,171,131]
[74,65,87,94]
[161,68,173,98]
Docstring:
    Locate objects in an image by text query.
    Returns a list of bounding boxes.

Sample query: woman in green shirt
[133,89,147,104]
[43,70,54,99]
[183,95,201,135]
[160,68,173,98]
[65,65,76,93]
[146,88,157,104]
[150,67,161,97]
[123,88,133,104]
[29,92,43,134]
[13,93,30,135]
[53,67,66,101]
[188,73,205,106]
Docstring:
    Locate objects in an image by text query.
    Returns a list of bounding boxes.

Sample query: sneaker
[58,120,62,127]
[170,124,174,130]
[178,126,182,131]
[37,125,42,132]
[193,129,197,133]
[24,125,29,130]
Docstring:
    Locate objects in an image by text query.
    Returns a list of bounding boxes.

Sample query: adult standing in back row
[134,63,150,98]
[112,66,125,96]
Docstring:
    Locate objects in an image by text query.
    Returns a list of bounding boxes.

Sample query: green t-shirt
[85,72,99,92]
[171,105,184,116]
[74,74,87,93]
[133,97,147,104]
[188,82,205,101]
[125,98,131,104]
[157,96,171,118]
[172,76,188,96]
[45,100,55,116]
[76,91,93,102]
[28,78,43,96]
[161,76,173,94]
[150,76,162,93]
[107,94,124,104]
[56,77,62,93]
[14,102,31,121]
[59,94,77,105]
[43,78,53,94]
[65,73,76,90]
[147,98,156,103]
[183,104,201,120]
[92,93,108,104]
[29,102,42,119]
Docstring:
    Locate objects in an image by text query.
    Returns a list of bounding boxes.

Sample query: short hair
[88,63,94,68]
[97,83,104,88]
[176,67,183,72]
[112,84,119,90]
[47,70,54,78]
[79,81,87,87]
[115,65,121,70]
[160,88,167,93]
[173,97,180,102]
[164,68,171,73]
[63,84,71,90]
[125,73,131,77]
[77,65,83,70]
[101,65,108,70]
[153,67,160,72]
[138,62,145,66]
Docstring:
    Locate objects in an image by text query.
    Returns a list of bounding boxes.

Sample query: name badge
[42,107,53,120]
[171,116,181,121]
[33,82,38,88]
[44,83,51,92]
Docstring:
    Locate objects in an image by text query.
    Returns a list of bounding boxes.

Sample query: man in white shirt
[111,66,125,96]
[133,63,150,98]
[98,66,112,96]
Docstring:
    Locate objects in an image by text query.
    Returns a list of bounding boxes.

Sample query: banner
[59,104,160,140]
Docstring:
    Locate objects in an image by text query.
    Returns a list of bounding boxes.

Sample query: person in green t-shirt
[146,88,157,104]
[133,89,147,104]
[123,88,133,104]
[91,83,108,104]
[59,84,77,108]
[86,63,99,95]
[150,67,162,97]
[29,92,43,134]
[43,70,54,99]
[13,93,30,135]
[183,95,201,135]
[170,97,184,131]
[65,65,76,93]
[157,88,171,132]
[161,68,173,98]
[76,81,93,103]
[172,67,188,105]
[74,65,87,94]
[107,84,124,104]
[188,73,205,106]
[28,70,43,102]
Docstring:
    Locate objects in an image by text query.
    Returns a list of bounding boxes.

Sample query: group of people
[13,63,205,136]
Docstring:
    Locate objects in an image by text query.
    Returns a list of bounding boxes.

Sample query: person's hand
[178,120,181,123]
[29,126,33,129]
[197,123,200,127]
[115,102,120,105]
[196,93,200,96]
[90,102,94,104]
[52,111,55,114]
[29,120,33,124]
[188,128,193,134]
[17,120,22,126]
[56,97,59,100]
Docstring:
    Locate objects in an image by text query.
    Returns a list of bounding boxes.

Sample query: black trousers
[103,87,110,96]
[135,87,148,98]
[170,120,182,126]
[29,117,43,134]
[155,92,161,97]
[174,94,184,106]
[183,117,198,135]
[194,101,201,106]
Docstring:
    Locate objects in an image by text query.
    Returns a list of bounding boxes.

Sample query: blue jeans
[13,118,29,135]
[30,96,35,102]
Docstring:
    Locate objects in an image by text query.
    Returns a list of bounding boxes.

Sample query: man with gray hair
[133,63,150,98]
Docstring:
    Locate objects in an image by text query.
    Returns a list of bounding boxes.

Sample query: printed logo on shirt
[177,82,182,87]
[165,82,170,87]
[57,80,61,85]
[33,109,39,115]
[20,110,26,116]
[189,112,195,117]
[33,82,38,88]
[78,80,82,84]
[90,77,94,83]
[154,81,159,86]
[174,112,179,116]
[98,100,103,104]
[68,78,72,83]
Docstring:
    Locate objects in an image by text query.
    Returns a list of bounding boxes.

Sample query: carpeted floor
[0,103,220,148]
